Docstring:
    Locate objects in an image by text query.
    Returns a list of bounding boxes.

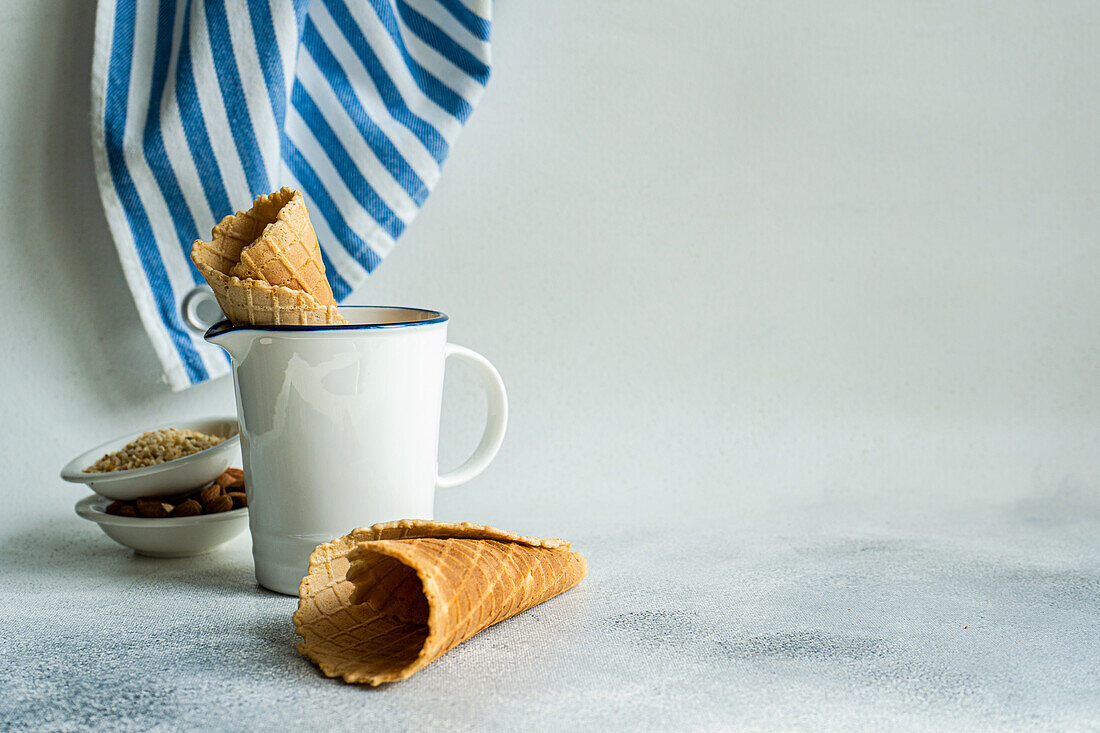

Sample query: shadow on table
[0,517,277,598]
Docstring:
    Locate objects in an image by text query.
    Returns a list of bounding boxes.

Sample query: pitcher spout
[204,321,254,361]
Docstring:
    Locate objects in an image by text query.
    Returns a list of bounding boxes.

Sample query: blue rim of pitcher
[204,306,448,338]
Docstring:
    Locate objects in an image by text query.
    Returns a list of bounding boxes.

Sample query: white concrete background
[2,1,1100,728]
[0,1,1096,530]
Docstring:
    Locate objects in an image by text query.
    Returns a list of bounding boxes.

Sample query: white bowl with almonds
[74,467,249,557]
[60,417,240,501]
[75,495,248,558]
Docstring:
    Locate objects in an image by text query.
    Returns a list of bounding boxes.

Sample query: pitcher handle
[436,344,509,489]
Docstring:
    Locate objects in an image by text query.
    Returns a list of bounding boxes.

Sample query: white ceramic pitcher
[205,306,507,595]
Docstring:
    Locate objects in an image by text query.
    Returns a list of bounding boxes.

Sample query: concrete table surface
[2,497,1097,731]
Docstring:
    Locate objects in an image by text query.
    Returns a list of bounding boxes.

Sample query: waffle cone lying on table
[191,187,347,325]
[294,520,588,685]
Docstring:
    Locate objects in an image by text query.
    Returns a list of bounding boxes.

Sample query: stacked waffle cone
[191,187,347,326]
[294,520,588,685]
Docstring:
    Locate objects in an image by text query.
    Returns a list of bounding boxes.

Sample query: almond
[197,483,223,505]
[169,499,202,517]
[215,468,245,490]
[227,491,247,508]
[135,498,173,518]
[117,505,138,518]
[105,501,131,516]
[202,495,234,514]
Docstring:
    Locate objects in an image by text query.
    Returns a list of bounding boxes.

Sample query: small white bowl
[74,495,249,557]
[60,417,240,501]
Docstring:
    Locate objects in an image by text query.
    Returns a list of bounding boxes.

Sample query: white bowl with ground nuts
[60,417,240,501]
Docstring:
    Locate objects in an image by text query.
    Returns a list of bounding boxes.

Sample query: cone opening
[234,190,293,258]
[193,189,296,278]
[342,546,432,678]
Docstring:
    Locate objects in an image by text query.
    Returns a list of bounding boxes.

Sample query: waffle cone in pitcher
[191,187,347,326]
[293,520,588,686]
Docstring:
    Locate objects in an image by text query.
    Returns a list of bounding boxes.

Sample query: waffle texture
[191,188,347,326]
[294,519,588,685]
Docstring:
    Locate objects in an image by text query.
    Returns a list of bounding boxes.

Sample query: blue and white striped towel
[91,0,491,391]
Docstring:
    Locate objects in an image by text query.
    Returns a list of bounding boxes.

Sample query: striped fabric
[90,0,491,390]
